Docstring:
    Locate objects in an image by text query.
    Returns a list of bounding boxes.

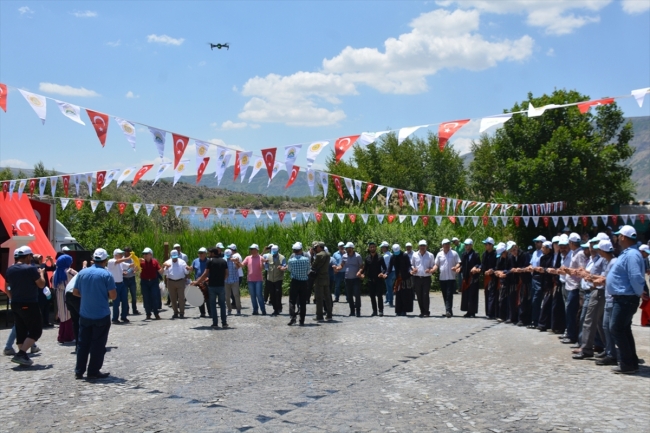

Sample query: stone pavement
[1,292,648,433]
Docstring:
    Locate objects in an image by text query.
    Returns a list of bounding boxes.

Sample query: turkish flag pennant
[331,175,344,198]
[2,181,8,198]
[202,207,211,219]
[334,135,360,163]
[96,170,106,192]
[438,119,470,151]
[0,83,7,112]
[132,164,153,187]
[315,212,322,223]
[514,216,521,227]
[398,190,404,207]
[422,216,429,227]
[118,202,127,215]
[441,197,447,212]
[240,209,249,218]
[543,216,549,227]
[172,134,189,170]
[611,215,618,226]
[285,166,300,189]
[160,205,169,217]
[482,216,489,226]
[640,214,646,224]
[196,157,210,184]
[233,151,242,180]
[448,216,456,224]
[577,98,615,114]
[349,214,357,224]
[278,211,286,222]
[28,179,36,196]
[62,175,70,196]
[418,194,425,210]
[363,183,374,202]
[387,214,396,224]
[86,110,109,146]
[75,199,83,210]
[581,216,588,227]
[261,147,277,178]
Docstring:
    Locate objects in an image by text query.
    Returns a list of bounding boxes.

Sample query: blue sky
[1,0,649,183]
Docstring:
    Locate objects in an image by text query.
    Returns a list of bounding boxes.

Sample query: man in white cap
[73,248,117,380]
[139,247,162,320]
[192,247,210,318]
[262,244,287,316]
[172,243,189,262]
[359,241,387,317]
[163,249,190,319]
[237,244,266,315]
[380,241,395,307]
[594,239,618,366]
[455,239,481,318]
[336,242,364,317]
[534,240,556,331]
[432,239,460,318]
[287,242,311,325]
[223,249,242,315]
[331,241,346,303]
[559,233,586,344]
[529,235,547,329]
[479,237,497,319]
[404,242,414,261]
[107,249,132,324]
[410,240,434,318]
[228,243,244,307]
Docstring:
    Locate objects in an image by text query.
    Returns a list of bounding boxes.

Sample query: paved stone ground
[1,292,648,433]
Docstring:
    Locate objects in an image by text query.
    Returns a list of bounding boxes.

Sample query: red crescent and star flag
[334,135,360,163]
[438,119,470,151]
[86,110,109,146]
[172,134,189,169]
[261,147,277,179]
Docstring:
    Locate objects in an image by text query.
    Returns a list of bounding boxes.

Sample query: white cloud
[621,0,650,14]
[237,8,533,126]
[125,91,139,99]
[72,10,97,18]
[438,1,610,35]
[209,139,244,151]
[147,34,184,46]
[221,120,247,130]
[546,48,555,56]
[39,82,100,97]
[18,6,33,15]
[106,40,121,47]
[0,159,30,169]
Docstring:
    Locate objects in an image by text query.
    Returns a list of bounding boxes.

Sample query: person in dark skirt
[535,241,556,332]
[457,239,481,318]
[494,243,510,322]
[480,237,497,319]
[385,244,413,317]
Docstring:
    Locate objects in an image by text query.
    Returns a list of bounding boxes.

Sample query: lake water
[186,213,307,229]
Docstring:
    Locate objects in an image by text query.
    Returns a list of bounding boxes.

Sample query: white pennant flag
[458,216,466,226]
[629,214,636,225]
[319,172,329,197]
[116,166,136,187]
[55,100,85,125]
[571,216,579,227]
[479,114,512,133]
[398,125,427,145]
[591,215,598,226]
[145,204,155,216]
[528,102,560,118]
[49,176,58,197]
[173,159,189,186]
[149,127,166,159]
[216,208,224,218]
[248,157,265,183]
[174,206,183,217]
[60,197,70,210]
[449,198,457,214]
[501,216,508,226]
[427,194,432,212]
[357,130,389,147]
[435,216,443,226]
[290,212,298,221]
[491,216,499,227]
[411,215,419,226]
[266,162,284,186]
[115,118,136,150]
[153,162,172,185]
[325,213,334,223]
[253,210,262,219]
[354,180,362,202]
[385,187,394,207]
[8,180,16,200]
[302,212,311,222]
[265,210,274,220]
[408,192,417,210]
[216,153,232,186]
[85,172,94,197]
[620,214,628,224]
[238,151,253,182]
[532,216,539,227]
[90,200,100,212]
[18,90,47,124]
[38,178,47,198]
[343,178,354,199]
[370,185,385,201]
[361,214,369,224]
[102,169,120,189]
[632,87,650,108]
[189,207,197,217]
[73,174,82,196]
[306,141,329,167]
[472,216,479,227]
[551,216,559,227]
[133,203,142,215]
[104,201,114,213]
[284,144,302,173]
[562,216,570,227]
[306,169,316,195]
[336,213,345,223]
[399,215,407,224]
[523,216,530,227]
[376,214,385,224]
[435,196,440,213]
[600,215,609,225]
[228,209,236,218]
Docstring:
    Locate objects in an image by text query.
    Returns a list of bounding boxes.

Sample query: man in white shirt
[163,250,190,319]
[432,239,460,318]
[107,249,132,324]
[410,240,435,318]
[559,233,586,344]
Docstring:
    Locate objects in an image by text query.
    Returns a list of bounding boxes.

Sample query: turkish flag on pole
[95,171,106,192]
[132,164,153,186]
[62,175,70,197]
[331,175,344,198]
[172,134,189,169]
[438,119,470,151]
[577,98,615,114]
[261,148,277,178]
[196,157,210,184]
[0,83,7,112]
[334,135,360,163]
[234,151,242,180]
[86,110,109,147]
[285,166,300,189]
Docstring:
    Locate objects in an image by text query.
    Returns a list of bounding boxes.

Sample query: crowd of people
[3,225,649,378]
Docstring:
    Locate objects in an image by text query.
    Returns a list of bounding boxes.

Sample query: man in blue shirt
[605,225,646,374]
[332,241,345,303]
[287,243,311,326]
[192,247,210,318]
[73,248,117,380]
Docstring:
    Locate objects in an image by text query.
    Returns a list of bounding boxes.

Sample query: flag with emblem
[285,166,300,189]
[56,100,85,125]
[153,162,171,185]
[102,169,119,189]
[18,90,47,124]
[133,203,142,215]
[248,157,265,183]
[60,198,70,210]
[284,144,302,173]
[116,166,136,187]
[319,171,329,197]
[306,169,316,195]
[149,127,166,159]
[104,201,114,213]
[238,151,253,182]
[173,159,189,186]
[145,204,155,216]
[115,118,136,150]
[90,200,100,213]
[306,141,329,167]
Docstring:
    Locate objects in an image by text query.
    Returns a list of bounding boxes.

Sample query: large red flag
[438,119,470,151]
[577,98,615,114]
[96,170,106,192]
[86,110,109,146]
[233,151,242,180]
[196,157,210,184]
[331,175,344,198]
[334,135,360,163]
[261,147,276,178]
[172,134,189,169]
[285,166,300,189]
[132,164,153,186]
[62,175,70,197]
[0,83,7,112]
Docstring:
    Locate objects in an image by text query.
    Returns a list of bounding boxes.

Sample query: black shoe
[261,312,267,316]
[561,338,577,344]
[572,352,593,360]
[200,314,206,318]
[75,373,83,380]
[594,351,607,359]
[87,372,110,380]
[371,312,378,317]
[180,314,184,319]
[131,310,141,315]
[419,314,425,318]
[154,314,161,320]
[211,324,220,329]
[527,324,537,329]
[252,311,259,316]
[516,322,525,327]
[463,313,471,318]
[172,314,179,319]
[288,318,296,326]
[299,321,305,326]
[333,299,339,303]
[379,312,384,317]
[446,312,452,318]
[595,356,617,366]
[537,327,547,332]
[271,312,279,317]
[349,312,355,316]
[222,323,229,329]
[121,318,130,323]
[504,320,512,324]
[112,320,120,324]
[146,315,152,320]
[612,365,638,375]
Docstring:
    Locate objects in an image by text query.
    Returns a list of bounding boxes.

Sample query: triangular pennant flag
[56,100,85,125]
[386,187,394,207]
[438,119,470,150]
[306,169,316,195]
[332,175,344,199]
[411,215,419,226]
[216,208,224,218]
[334,135,360,162]
[173,159,189,186]
[306,141,329,167]
[189,207,197,217]
[479,114,512,133]
[18,90,47,124]
[336,213,345,223]
[38,177,47,198]
[248,157,265,183]
[86,110,109,146]
[133,203,142,215]
[398,215,407,224]
[387,214,396,224]
[74,199,83,210]
[290,212,298,222]
[228,209,237,218]
[501,216,508,227]
[618,214,627,224]
[252,210,262,219]
[117,166,136,187]
[239,152,253,182]
[571,216,579,227]
[0,83,6,112]
[344,177,354,199]
[356,130,388,146]
[261,147,277,178]
[73,174,81,196]
[552,216,559,227]
[631,87,650,108]
[266,162,284,186]
[118,202,127,215]
[174,206,183,217]
[84,173,93,196]
[448,216,456,224]
[426,194,432,212]
[376,214,385,224]
[283,144,302,173]
[349,214,357,224]
[28,179,36,196]
[325,213,334,223]
[398,125,427,145]
[8,180,16,200]
[90,200,100,213]
[482,216,489,227]
[319,172,329,198]
[149,127,166,159]
[135,164,156,186]
[577,98,615,114]
[532,216,539,227]
[491,216,498,227]
[361,214,369,224]
[202,207,211,219]
[95,170,106,192]
[102,169,119,189]
[371,185,385,201]
[422,215,429,227]
[104,201,114,213]
[145,204,155,216]
[302,212,311,222]
[591,216,598,226]
[543,216,550,228]
[115,118,136,150]
[435,216,443,226]
[215,152,231,186]
[523,216,530,227]
[629,214,636,225]
[169,133,189,169]
[528,102,560,118]
[285,166,300,189]
[611,215,618,226]
[458,216,466,226]
[315,212,322,223]
[562,216,570,227]
[362,183,374,202]
[600,215,608,225]
[581,216,588,227]
[60,198,70,210]
[196,157,210,184]
[354,180,362,202]
[160,205,169,217]
[241,209,250,218]
[472,216,479,227]
[513,216,521,226]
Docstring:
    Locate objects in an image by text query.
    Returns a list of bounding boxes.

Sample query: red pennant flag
[640,214,646,224]
[482,216,489,226]
[422,216,429,227]
[581,216,588,227]
[418,193,425,210]
[132,164,153,187]
[441,197,446,212]
[514,216,521,227]
[172,134,189,169]
[0,83,7,112]
[611,215,618,226]
[543,216,549,227]
[28,179,36,196]
[160,205,169,217]
[285,166,300,189]
[448,216,456,224]
[86,110,109,146]
[118,202,127,215]
[196,157,210,184]
[387,214,396,224]
[398,190,404,207]
[233,151,242,180]
[75,199,83,210]
[96,170,106,192]
[438,119,470,151]
[363,183,374,202]
[241,209,249,218]
[62,175,70,196]
[334,135,360,163]
[349,214,356,224]
[202,207,211,219]
[261,147,277,178]
[577,98,615,114]
[278,211,286,222]
[332,175,344,199]
[315,212,323,223]
[2,181,8,198]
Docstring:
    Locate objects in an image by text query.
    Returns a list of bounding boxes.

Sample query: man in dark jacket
[359,241,387,317]
[311,242,332,322]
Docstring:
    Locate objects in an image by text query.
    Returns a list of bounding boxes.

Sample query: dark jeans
[610,295,640,370]
[140,279,160,316]
[123,277,138,313]
[334,273,345,301]
[268,280,283,314]
[289,279,309,323]
[530,278,544,326]
[112,282,128,321]
[440,280,456,315]
[565,289,580,341]
[66,292,81,351]
[38,291,50,325]
[208,286,227,326]
[345,278,362,313]
[367,279,384,314]
[413,276,431,315]
[75,315,111,376]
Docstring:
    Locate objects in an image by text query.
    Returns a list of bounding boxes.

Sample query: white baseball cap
[142,247,153,254]
[496,244,506,255]
[228,244,237,250]
[598,239,614,252]
[93,248,109,261]
[614,225,637,239]
[14,246,33,257]
[113,248,124,256]
[568,233,581,243]
[61,246,71,252]
[173,243,181,248]
[558,235,569,246]
[249,243,259,250]
[533,235,546,242]
[216,242,225,249]
[418,240,427,246]
[224,248,233,256]
[482,237,495,245]
[344,242,355,249]
[551,236,560,243]
[639,244,650,254]
[392,244,401,252]
[452,237,459,242]
[596,232,610,241]
[506,241,517,251]
[170,250,179,258]
[542,241,552,249]
[379,241,389,248]
[198,247,208,253]
[405,242,412,247]
[292,242,303,250]
[441,238,451,245]
[337,241,345,247]
[464,238,473,245]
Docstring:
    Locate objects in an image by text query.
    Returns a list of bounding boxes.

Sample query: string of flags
[42,196,650,228]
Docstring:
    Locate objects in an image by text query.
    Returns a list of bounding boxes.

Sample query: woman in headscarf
[53,254,77,343]
[386,244,413,317]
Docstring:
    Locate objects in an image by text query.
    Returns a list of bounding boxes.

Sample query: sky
[1,0,649,184]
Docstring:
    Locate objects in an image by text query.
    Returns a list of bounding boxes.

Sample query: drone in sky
[209,42,229,50]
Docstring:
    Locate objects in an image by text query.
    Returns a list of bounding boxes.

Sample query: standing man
[605,226,646,374]
[192,247,210,318]
[73,248,117,380]
[514,242,532,327]
[560,233,586,344]
[337,242,364,317]
[331,242,346,303]
[237,244,266,315]
[192,247,229,329]
[529,236,547,329]
[432,239,460,318]
[287,242,311,326]
[410,240,434,318]
[139,247,162,320]
[480,237,497,319]
[163,250,190,319]
[228,244,244,308]
[359,241,387,317]
[452,237,464,294]
[312,241,333,322]
[121,247,140,316]
[456,239,481,318]
[107,249,131,324]
[223,249,242,316]
[172,243,189,262]
[262,245,287,316]
[404,243,414,261]
[380,241,395,308]
[5,247,46,367]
